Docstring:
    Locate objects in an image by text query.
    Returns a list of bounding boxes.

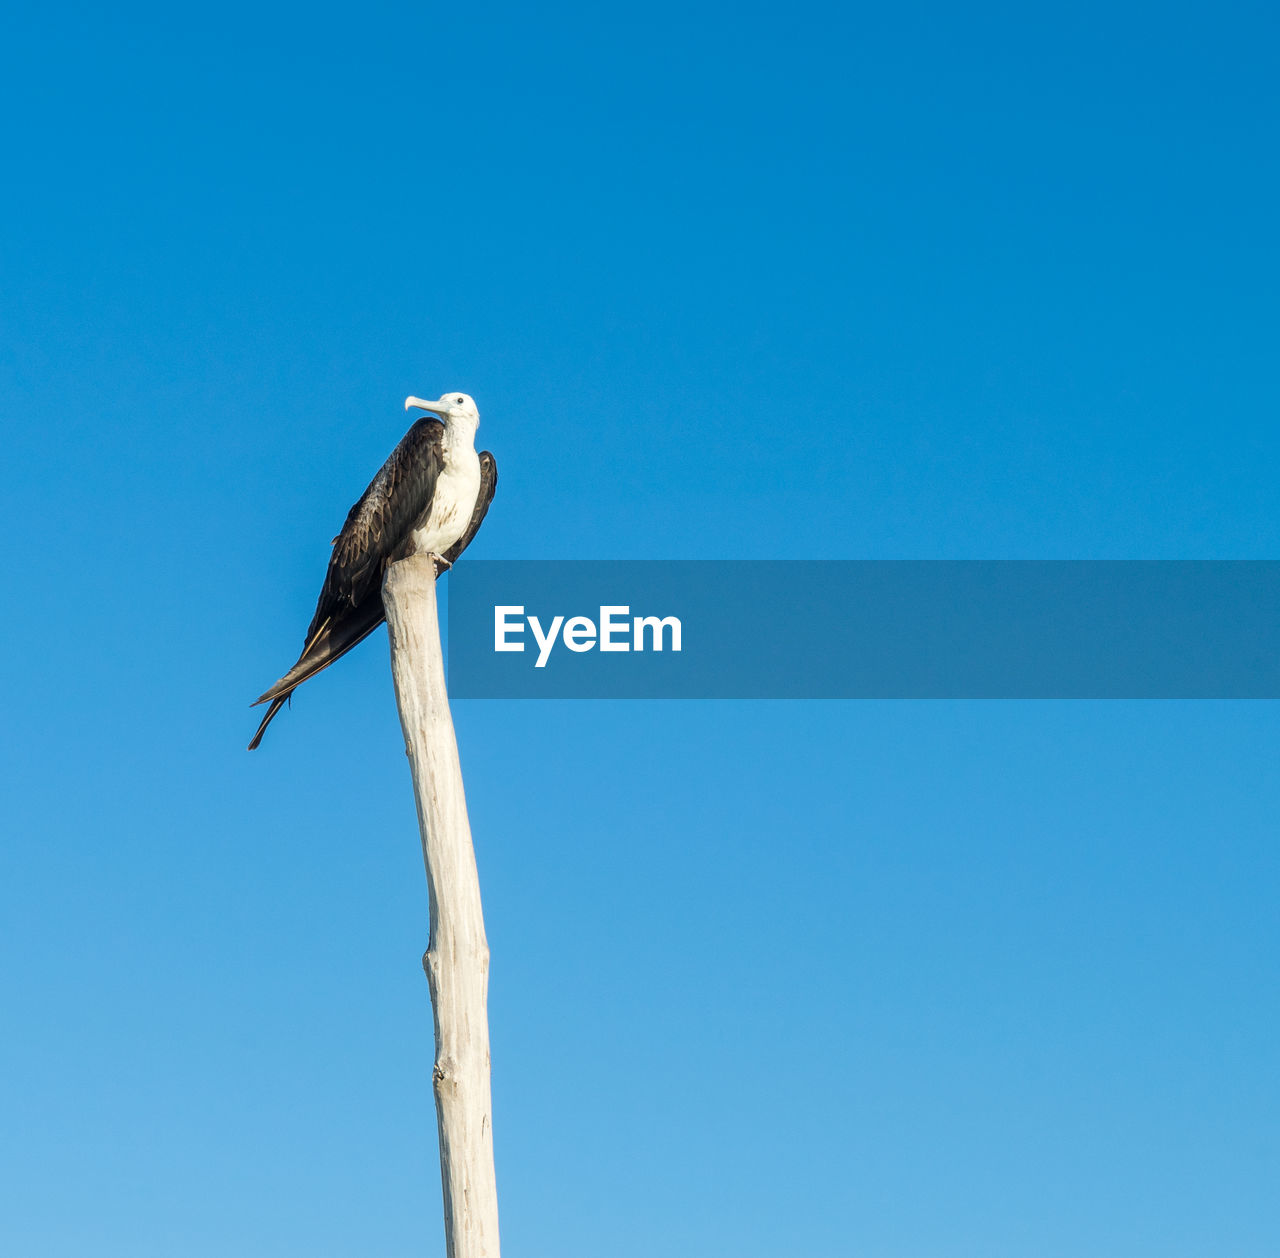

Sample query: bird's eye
[456,396,465,404]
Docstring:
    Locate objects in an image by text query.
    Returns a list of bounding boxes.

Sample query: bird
[248,391,497,750]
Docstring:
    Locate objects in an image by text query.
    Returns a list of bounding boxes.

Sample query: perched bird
[249,392,497,749]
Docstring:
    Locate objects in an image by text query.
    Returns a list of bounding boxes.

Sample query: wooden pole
[383,554,500,1258]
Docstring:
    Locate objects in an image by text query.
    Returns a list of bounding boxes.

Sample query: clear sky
[2,2,1278,1255]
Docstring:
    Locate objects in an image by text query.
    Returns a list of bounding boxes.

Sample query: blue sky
[2,2,1278,1255]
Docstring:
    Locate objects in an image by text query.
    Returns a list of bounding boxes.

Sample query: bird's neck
[442,415,479,451]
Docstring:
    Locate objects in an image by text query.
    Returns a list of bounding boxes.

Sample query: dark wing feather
[305,418,445,644]
[247,420,445,748]
[246,598,386,748]
[441,450,498,565]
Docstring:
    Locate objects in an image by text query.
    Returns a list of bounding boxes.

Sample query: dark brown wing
[246,598,387,749]
[305,418,446,644]
[247,420,445,748]
[441,450,498,565]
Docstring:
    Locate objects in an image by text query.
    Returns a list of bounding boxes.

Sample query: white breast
[410,426,481,557]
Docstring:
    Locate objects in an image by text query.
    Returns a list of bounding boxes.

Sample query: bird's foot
[428,552,453,576]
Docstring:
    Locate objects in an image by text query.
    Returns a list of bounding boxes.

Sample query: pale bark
[383,555,500,1258]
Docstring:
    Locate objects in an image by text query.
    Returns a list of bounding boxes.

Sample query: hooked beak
[405,395,453,416]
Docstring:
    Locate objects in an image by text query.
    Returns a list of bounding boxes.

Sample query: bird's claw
[428,552,453,576]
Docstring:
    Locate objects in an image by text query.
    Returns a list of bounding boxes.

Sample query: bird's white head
[405,391,480,430]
